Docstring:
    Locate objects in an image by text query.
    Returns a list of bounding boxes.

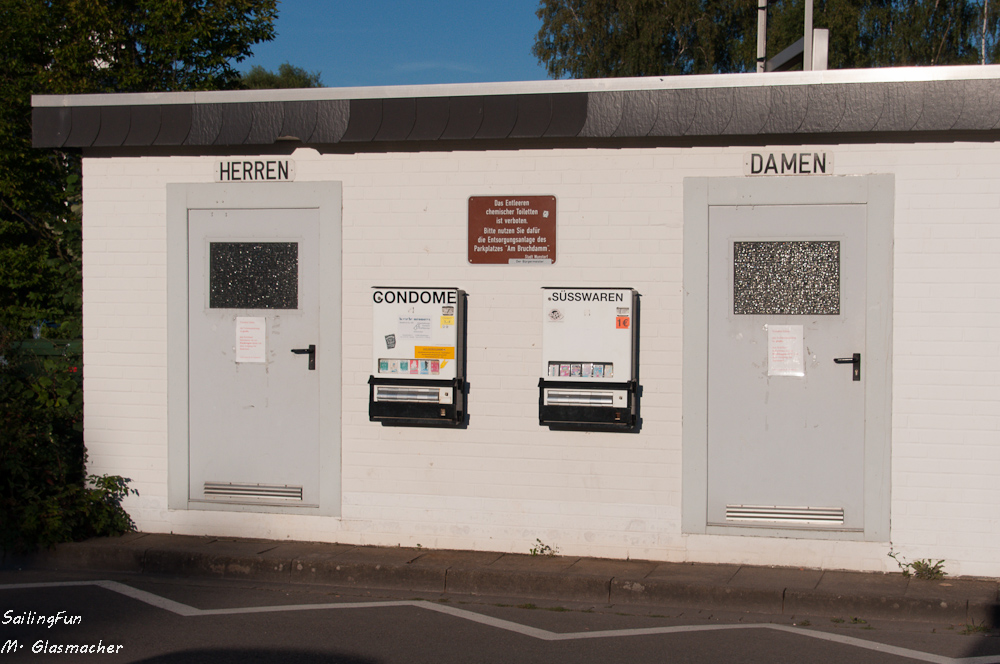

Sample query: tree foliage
[1,334,84,551]
[242,62,324,89]
[0,0,276,552]
[0,331,137,554]
[0,0,277,338]
[532,0,740,77]
[31,0,279,94]
[764,0,997,69]
[533,0,1000,78]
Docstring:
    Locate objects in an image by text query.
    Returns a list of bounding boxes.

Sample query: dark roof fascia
[32,66,1000,152]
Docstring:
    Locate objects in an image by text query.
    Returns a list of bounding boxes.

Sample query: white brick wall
[80,141,1000,576]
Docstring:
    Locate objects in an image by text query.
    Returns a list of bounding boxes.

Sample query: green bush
[0,330,136,554]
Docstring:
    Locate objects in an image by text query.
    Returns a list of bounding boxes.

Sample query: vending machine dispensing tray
[538,378,637,430]
[369,376,464,426]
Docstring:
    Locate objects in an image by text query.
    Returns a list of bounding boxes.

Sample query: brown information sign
[468,196,556,264]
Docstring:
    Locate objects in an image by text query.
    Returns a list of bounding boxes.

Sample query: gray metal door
[707,203,867,531]
[187,208,320,506]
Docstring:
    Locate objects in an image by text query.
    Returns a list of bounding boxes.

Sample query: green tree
[533,0,1000,77]
[242,62,324,89]
[0,0,277,552]
[1,0,277,337]
[532,0,747,77]
[0,2,80,338]
[763,0,996,69]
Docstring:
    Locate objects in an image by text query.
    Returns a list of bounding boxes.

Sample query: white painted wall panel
[80,141,1000,576]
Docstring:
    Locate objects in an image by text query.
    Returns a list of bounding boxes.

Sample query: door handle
[833,352,860,381]
[291,344,316,370]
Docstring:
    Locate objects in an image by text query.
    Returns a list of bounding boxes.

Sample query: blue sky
[238,0,551,88]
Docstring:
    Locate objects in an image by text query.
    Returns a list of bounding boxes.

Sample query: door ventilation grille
[726,505,844,525]
[203,482,303,501]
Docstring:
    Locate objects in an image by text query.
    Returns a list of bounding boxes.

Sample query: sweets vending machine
[538,287,639,430]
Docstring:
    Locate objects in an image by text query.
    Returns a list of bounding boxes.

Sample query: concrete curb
[783,589,971,623]
[446,567,611,604]
[290,558,447,593]
[610,577,785,615]
[5,534,998,627]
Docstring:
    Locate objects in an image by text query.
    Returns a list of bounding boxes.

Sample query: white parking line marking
[3,581,997,663]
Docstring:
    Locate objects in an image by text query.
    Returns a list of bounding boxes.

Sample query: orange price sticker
[616,316,630,330]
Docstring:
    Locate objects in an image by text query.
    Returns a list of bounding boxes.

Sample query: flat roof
[31,65,1000,150]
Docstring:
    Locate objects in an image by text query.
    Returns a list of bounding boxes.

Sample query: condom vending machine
[369,287,465,426]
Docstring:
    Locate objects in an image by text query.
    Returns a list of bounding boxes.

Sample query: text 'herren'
[216,160,295,182]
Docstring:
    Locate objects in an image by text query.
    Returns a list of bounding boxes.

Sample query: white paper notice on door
[235,317,266,363]
[767,324,804,377]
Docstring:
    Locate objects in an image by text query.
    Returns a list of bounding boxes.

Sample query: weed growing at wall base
[888,545,947,580]
[960,620,990,635]
[529,539,559,556]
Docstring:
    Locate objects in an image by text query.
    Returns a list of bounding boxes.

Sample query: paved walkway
[5,533,998,626]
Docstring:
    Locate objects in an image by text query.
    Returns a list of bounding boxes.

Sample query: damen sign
[744,152,832,176]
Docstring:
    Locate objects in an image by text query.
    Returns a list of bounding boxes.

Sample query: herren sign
[468,196,556,265]
[215,159,296,182]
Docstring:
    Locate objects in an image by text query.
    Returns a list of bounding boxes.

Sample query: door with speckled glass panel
[187,208,320,507]
[706,204,867,534]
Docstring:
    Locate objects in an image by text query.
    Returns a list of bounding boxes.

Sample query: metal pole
[804,0,814,70]
[983,0,990,65]
[757,0,768,73]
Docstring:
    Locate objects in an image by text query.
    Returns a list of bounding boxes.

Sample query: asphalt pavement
[3,533,998,628]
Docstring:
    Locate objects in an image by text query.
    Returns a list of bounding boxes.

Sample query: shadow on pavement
[132,649,380,664]
[963,603,1000,659]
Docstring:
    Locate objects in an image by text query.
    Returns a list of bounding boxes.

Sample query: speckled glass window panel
[733,241,840,315]
[209,242,298,309]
